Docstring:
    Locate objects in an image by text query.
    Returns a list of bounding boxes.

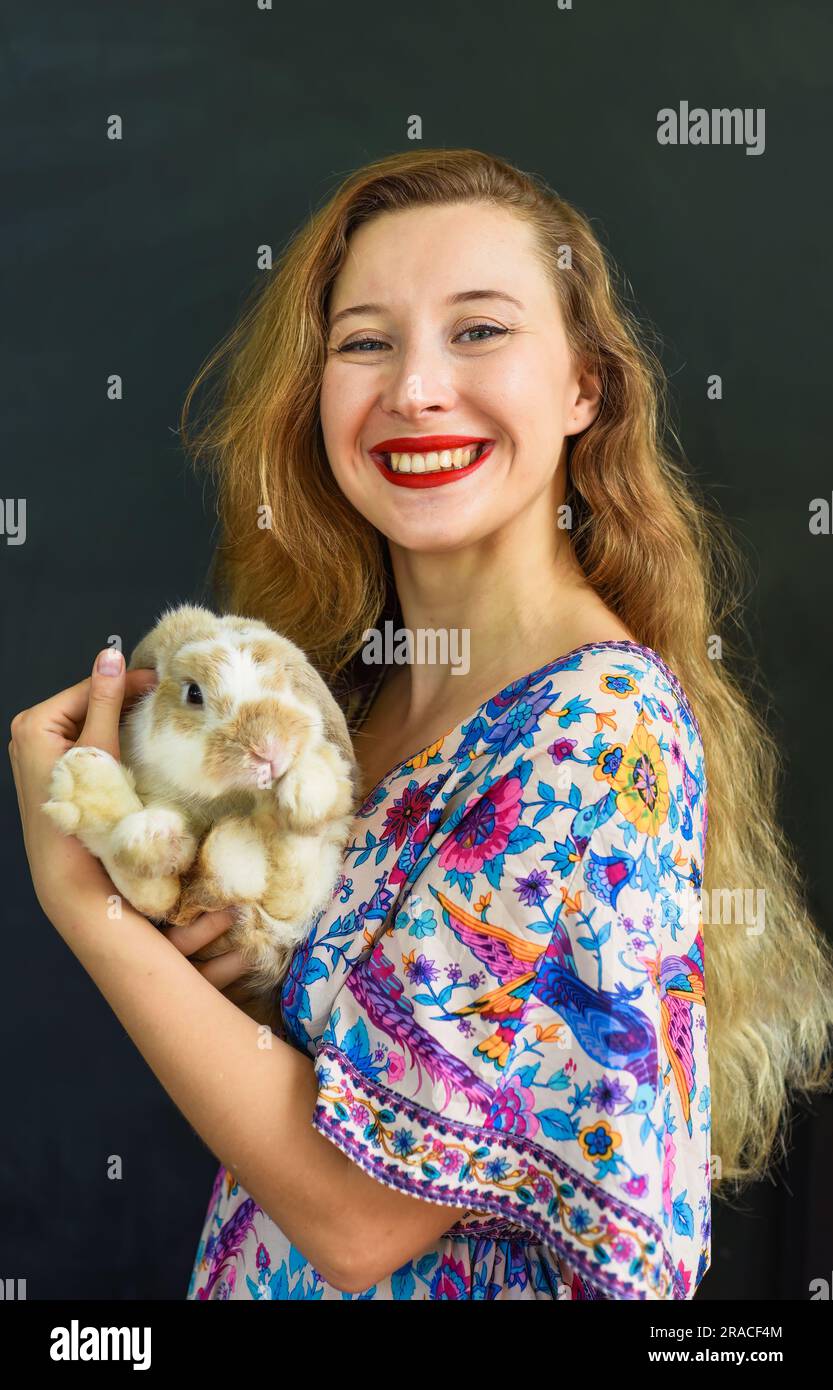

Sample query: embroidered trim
[312,1041,681,1300]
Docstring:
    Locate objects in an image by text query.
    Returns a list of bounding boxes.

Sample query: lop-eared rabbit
[42,604,359,1020]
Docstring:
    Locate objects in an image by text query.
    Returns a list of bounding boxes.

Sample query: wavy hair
[178,147,833,1195]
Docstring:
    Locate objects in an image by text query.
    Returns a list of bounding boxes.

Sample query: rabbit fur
[42,604,360,1018]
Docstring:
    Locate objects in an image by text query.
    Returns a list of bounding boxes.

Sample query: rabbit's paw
[111,808,198,879]
[123,876,183,921]
[198,818,269,902]
[43,745,140,834]
[277,756,339,830]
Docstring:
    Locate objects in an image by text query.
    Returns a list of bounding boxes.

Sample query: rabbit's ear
[285,656,354,764]
[127,603,219,673]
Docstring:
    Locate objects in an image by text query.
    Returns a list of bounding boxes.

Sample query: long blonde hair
[178,147,833,1195]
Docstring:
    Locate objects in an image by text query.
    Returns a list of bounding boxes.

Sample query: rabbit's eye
[185,682,204,706]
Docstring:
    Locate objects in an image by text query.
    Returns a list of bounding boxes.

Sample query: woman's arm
[8,649,462,1293]
[55,892,462,1291]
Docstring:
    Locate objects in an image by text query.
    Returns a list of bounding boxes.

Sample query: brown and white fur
[42,604,359,1019]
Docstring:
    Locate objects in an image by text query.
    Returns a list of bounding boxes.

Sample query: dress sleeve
[310,681,711,1300]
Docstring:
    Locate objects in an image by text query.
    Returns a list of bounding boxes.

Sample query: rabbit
[41,603,360,1023]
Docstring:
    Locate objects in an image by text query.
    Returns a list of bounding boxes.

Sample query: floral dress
[187,640,711,1301]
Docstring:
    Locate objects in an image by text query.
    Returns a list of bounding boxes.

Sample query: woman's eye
[185,682,204,706]
[335,322,508,353]
[336,337,388,353]
[454,322,508,344]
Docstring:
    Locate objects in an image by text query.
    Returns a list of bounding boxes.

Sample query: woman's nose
[380,342,457,416]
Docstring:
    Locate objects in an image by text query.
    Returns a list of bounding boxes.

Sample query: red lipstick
[371,435,490,452]
[368,435,496,489]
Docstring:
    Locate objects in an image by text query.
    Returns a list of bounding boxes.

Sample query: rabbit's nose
[252,739,290,780]
[252,757,279,786]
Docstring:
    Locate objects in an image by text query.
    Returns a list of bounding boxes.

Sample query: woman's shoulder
[438,638,708,868]
[538,639,696,714]
[468,640,703,763]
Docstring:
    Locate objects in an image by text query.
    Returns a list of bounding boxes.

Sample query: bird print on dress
[567,786,619,857]
[187,641,711,1302]
[640,932,706,1137]
[347,940,498,1116]
[343,703,702,1128]
[419,880,662,1117]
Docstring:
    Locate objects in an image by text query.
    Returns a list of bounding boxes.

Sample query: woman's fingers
[161,909,252,992]
[71,650,128,758]
[15,667,158,744]
[160,907,240,958]
[19,667,157,733]
[74,652,159,759]
[193,949,248,991]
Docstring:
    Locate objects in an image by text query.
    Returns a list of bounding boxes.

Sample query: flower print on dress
[187,641,710,1301]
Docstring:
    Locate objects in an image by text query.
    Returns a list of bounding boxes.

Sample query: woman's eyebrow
[328,289,525,330]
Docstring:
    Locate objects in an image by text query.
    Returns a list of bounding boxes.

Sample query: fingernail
[97,648,124,675]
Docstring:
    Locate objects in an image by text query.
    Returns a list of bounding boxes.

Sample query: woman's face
[319,202,600,552]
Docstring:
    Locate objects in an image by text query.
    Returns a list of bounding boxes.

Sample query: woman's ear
[565,360,603,436]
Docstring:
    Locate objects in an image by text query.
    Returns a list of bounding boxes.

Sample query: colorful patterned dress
[187,640,711,1300]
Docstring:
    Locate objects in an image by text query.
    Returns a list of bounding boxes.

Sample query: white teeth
[387,444,485,473]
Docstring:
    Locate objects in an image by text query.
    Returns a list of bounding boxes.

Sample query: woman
[10,149,833,1301]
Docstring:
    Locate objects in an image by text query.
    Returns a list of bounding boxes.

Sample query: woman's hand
[8,647,160,929]
[8,646,249,997]
[160,907,250,997]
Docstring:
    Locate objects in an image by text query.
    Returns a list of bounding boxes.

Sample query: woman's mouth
[368,437,495,489]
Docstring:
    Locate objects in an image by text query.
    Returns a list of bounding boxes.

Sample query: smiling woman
[162,148,833,1300]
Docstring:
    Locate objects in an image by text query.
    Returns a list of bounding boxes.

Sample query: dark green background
[2,0,830,1300]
